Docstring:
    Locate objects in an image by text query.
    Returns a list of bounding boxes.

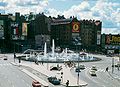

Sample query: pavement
[108,66,120,81]
[11,61,88,87]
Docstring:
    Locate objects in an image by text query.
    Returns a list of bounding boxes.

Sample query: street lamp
[77,53,80,86]
[14,42,16,62]
[112,56,114,73]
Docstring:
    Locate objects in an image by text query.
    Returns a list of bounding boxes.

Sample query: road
[0,54,64,87]
[71,54,120,87]
[0,54,120,87]
[0,57,33,87]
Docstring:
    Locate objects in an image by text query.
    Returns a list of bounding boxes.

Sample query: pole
[77,54,80,86]
[47,56,49,70]
[14,43,16,62]
[112,57,114,73]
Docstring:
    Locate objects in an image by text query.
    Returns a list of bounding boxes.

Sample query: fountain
[52,39,55,57]
[18,39,101,62]
[44,42,47,57]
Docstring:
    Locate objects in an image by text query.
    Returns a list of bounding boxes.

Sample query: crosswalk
[0,63,12,66]
[97,69,105,72]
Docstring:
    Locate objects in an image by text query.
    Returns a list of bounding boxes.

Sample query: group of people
[64,61,76,68]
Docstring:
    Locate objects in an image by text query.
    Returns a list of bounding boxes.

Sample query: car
[75,67,81,72]
[50,66,62,71]
[48,77,61,85]
[89,70,97,76]
[79,65,85,70]
[3,57,7,60]
[50,67,59,71]
[91,65,97,71]
[32,80,41,87]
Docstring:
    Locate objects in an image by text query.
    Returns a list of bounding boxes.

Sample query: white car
[89,70,97,76]
[79,65,85,70]
[91,65,97,71]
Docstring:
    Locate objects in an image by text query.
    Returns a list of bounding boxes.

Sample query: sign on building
[105,35,120,45]
[11,22,19,40]
[0,20,4,39]
[22,23,28,36]
[97,31,101,45]
[72,22,80,33]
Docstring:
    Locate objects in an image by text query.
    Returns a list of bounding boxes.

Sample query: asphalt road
[71,54,120,87]
[1,54,120,87]
[0,58,33,87]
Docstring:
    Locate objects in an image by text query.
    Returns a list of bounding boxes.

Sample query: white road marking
[22,79,25,83]
[27,83,31,87]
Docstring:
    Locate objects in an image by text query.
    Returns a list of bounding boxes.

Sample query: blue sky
[0,0,120,34]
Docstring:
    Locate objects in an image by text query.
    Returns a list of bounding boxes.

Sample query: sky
[0,0,120,34]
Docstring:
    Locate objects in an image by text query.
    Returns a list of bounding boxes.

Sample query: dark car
[3,57,7,60]
[32,80,41,87]
[50,66,62,71]
[75,67,81,72]
[50,67,59,71]
[48,77,60,85]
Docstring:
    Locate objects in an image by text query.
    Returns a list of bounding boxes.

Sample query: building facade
[51,17,81,50]
[80,20,102,52]
[51,17,102,52]
[101,34,120,54]
[0,13,102,53]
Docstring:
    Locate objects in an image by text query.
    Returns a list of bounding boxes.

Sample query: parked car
[75,67,81,72]
[50,66,62,71]
[48,77,61,85]
[89,70,97,76]
[91,65,97,71]
[79,65,85,70]
[3,57,7,60]
[32,80,41,87]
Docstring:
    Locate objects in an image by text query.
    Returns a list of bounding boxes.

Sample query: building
[101,34,120,54]
[80,20,102,52]
[0,12,102,53]
[29,13,51,51]
[51,17,81,50]
[0,14,9,52]
[51,17,102,52]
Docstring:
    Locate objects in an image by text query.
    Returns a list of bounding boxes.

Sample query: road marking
[27,83,30,87]
[22,79,25,83]
[0,64,12,66]
[97,69,105,72]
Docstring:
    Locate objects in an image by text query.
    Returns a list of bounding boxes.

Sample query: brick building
[51,17,102,52]
[51,17,81,50]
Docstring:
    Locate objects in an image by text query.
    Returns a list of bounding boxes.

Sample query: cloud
[102,28,120,34]
[1,0,49,14]
[45,8,62,17]
[63,1,91,19]
[62,0,120,34]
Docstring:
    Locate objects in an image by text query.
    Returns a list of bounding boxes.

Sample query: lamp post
[14,42,16,62]
[112,57,114,73]
[77,53,80,86]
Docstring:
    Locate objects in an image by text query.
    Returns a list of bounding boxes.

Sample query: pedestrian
[14,52,16,62]
[42,61,43,65]
[66,80,69,87]
[106,67,109,72]
[117,64,120,71]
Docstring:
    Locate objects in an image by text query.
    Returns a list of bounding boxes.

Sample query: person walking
[66,80,69,87]
[106,67,109,72]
